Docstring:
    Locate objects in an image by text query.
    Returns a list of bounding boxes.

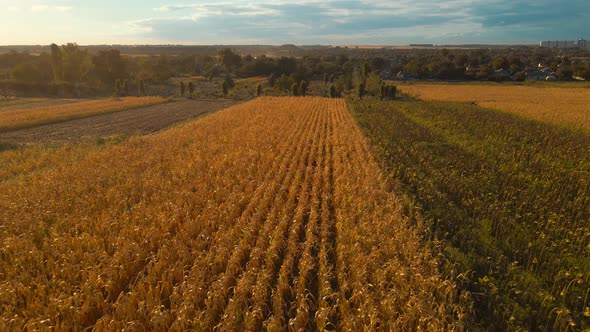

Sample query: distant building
[379,70,393,80]
[526,67,557,81]
[396,71,419,81]
[489,68,512,81]
[540,37,589,49]
[545,75,559,82]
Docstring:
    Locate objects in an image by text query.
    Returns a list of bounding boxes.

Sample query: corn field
[351,98,590,330]
[0,97,462,330]
[399,84,590,130]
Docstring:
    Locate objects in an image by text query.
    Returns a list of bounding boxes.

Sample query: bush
[329,85,337,98]
[358,82,366,100]
[222,81,229,96]
[299,81,308,97]
[179,81,186,96]
[188,82,195,96]
[291,83,298,96]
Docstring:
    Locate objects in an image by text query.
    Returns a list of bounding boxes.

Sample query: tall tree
[61,43,93,84]
[329,85,337,98]
[299,81,308,97]
[93,49,127,86]
[179,81,186,96]
[358,82,366,100]
[12,63,41,83]
[290,83,298,96]
[188,81,195,96]
[50,43,63,82]
[138,79,146,96]
[217,48,241,73]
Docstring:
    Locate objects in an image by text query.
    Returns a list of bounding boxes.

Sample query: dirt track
[0,99,235,143]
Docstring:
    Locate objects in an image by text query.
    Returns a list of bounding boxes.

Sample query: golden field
[400,84,590,130]
[0,97,462,330]
[0,97,167,131]
[235,76,267,84]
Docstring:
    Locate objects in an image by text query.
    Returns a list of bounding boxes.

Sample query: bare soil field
[0,98,235,143]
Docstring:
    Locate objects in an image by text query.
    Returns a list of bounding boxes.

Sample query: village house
[490,68,512,81]
[396,71,419,81]
[526,67,557,81]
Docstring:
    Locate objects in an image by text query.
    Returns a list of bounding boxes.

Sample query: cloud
[55,6,72,12]
[31,5,49,11]
[154,3,281,17]
[127,0,589,44]
[31,4,73,13]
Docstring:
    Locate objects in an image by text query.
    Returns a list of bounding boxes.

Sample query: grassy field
[0,97,461,330]
[0,97,168,132]
[399,84,590,130]
[350,98,590,330]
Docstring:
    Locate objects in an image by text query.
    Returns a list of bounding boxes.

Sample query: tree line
[1,43,589,97]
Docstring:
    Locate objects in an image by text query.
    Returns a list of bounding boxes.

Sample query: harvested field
[0,99,234,143]
[0,97,461,330]
[400,84,590,130]
[0,97,167,132]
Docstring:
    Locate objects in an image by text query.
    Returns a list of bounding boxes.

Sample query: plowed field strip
[0,97,167,133]
[0,99,234,143]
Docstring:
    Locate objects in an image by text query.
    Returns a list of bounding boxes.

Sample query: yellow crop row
[0,97,462,330]
[0,144,95,182]
[235,76,267,84]
[400,84,590,130]
[0,96,167,131]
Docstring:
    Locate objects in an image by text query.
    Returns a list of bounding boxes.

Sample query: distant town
[540,37,589,49]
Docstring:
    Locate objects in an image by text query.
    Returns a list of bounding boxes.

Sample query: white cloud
[56,6,72,12]
[128,19,155,34]
[31,4,49,11]
[30,4,73,12]
[154,3,281,17]
[106,0,590,45]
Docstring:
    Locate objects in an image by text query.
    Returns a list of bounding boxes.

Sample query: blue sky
[1,0,588,45]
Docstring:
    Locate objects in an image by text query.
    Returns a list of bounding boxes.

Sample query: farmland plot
[351,98,590,330]
[0,96,167,132]
[399,84,590,130]
[0,99,235,143]
[0,97,461,330]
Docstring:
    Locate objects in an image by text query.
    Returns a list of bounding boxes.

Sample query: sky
[0,0,588,45]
